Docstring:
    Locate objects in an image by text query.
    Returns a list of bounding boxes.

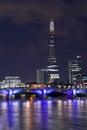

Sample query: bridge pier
[42,89,47,99]
[6,94,13,100]
[67,93,73,99]
[72,89,77,99]
[67,89,77,99]
[38,89,47,99]
[5,88,14,100]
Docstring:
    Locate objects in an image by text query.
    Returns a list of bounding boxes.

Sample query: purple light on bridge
[35,90,42,94]
[43,89,46,95]
[12,89,24,94]
[0,90,8,95]
[9,89,13,96]
[73,89,76,96]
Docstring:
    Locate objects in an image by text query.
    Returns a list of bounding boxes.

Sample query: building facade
[46,19,60,83]
[36,19,60,84]
[76,75,87,88]
[69,56,82,84]
[37,69,48,84]
[1,76,25,88]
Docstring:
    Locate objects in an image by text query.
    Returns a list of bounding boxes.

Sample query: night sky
[0,0,87,82]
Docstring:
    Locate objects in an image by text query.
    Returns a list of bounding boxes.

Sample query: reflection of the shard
[21,100,35,129]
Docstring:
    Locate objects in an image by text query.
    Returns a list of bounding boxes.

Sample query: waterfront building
[76,75,87,88]
[26,82,45,89]
[69,56,82,85]
[1,76,25,88]
[82,75,87,87]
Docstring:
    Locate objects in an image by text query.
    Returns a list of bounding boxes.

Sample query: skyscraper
[69,56,82,84]
[46,19,60,83]
[36,19,60,84]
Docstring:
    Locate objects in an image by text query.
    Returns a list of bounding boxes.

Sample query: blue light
[35,90,42,94]
[43,89,46,94]
[73,89,76,96]
[9,89,13,96]
[76,89,86,94]
[12,89,24,94]
[0,90,8,95]
[46,89,56,94]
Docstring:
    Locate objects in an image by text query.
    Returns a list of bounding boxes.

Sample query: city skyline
[0,0,87,82]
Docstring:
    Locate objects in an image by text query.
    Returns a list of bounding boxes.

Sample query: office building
[37,69,48,84]
[69,56,82,84]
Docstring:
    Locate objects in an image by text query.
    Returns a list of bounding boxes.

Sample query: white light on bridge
[27,85,30,87]
[72,86,75,89]
[68,86,71,89]
[63,86,66,89]
[48,85,51,88]
[77,85,80,88]
[58,85,61,88]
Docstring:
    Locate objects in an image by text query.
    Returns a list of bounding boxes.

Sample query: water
[0,99,87,130]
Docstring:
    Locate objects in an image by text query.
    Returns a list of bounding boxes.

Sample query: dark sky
[0,0,87,82]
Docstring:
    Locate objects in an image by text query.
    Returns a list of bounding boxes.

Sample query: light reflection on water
[0,99,87,130]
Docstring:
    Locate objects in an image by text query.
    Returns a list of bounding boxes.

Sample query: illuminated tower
[46,19,60,83]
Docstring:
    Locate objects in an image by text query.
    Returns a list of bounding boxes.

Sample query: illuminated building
[37,69,48,84]
[82,75,87,87]
[27,83,45,89]
[1,76,25,88]
[69,56,82,84]
[36,19,60,84]
[76,75,87,88]
[46,19,60,83]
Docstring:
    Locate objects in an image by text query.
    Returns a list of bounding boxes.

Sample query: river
[0,98,87,130]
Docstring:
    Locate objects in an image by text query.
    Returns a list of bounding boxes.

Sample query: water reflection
[0,99,87,130]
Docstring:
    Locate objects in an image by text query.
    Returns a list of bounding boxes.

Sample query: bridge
[0,86,87,100]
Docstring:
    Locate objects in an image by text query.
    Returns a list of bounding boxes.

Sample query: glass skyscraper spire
[46,19,60,83]
[37,19,60,84]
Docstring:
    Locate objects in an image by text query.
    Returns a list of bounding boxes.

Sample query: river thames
[0,98,87,130]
